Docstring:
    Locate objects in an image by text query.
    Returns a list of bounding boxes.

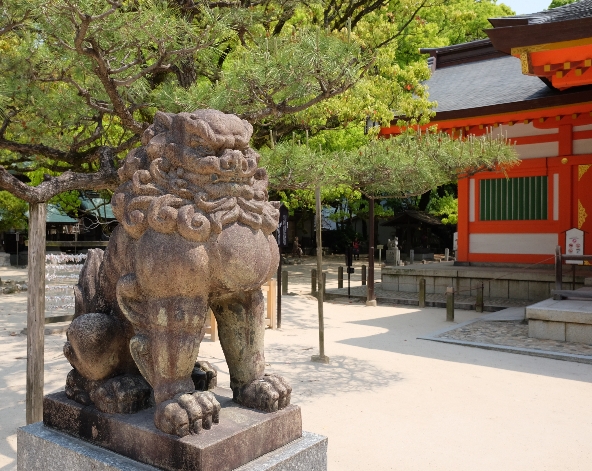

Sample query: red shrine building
[381,0,592,264]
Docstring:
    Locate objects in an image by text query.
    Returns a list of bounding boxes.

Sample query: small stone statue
[63,109,291,437]
[387,237,398,250]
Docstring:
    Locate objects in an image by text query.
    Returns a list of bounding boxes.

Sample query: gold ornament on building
[578,199,588,229]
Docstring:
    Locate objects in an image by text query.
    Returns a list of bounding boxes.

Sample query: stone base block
[0,252,10,267]
[40,388,305,471]
[528,319,566,341]
[18,423,327,471]
[566,323,592,344]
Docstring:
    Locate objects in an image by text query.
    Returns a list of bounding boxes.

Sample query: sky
[498,0,552,15]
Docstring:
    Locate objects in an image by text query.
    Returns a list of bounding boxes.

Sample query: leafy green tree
[0,0,516,206]
[548,0,577,8]
[0,191,27,231]
[262,129,519,301]
[426,191,458,224]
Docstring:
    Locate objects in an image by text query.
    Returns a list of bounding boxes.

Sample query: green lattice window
[480,176,547,221]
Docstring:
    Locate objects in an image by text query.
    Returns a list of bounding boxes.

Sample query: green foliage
[548,0,577,8]
[426,191,458,224]
[0,191,27,231]
[0,0,520,218]
[0,0,516,178]
[261,129,519,203]
[345,129,519,198]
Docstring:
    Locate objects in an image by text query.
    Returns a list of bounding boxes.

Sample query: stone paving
[436,320,592,358]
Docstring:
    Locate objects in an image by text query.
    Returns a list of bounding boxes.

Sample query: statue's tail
[73,248,108,319]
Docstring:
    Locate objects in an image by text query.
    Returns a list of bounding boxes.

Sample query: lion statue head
[111,109,279,242]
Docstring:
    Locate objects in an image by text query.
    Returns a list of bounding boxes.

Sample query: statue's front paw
[192,361,217,391]
[234,374,291,412]
[154,391,220,437]
[89,375,153,414]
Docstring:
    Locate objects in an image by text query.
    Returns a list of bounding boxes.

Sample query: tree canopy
[0,0,515,208]
[548,0,577,8]
[261,129,519,201]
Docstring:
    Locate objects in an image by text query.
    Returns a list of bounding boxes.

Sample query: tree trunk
[367,197,375,304]
[315,185,326,358]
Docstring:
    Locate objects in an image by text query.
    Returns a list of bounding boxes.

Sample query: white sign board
[565,228,584,265]
[453,232,458,251]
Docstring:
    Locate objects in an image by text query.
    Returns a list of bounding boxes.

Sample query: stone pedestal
[385,250,396,264]
[0,252,10,267]
[19,388,327,471]
[18,423,327,471]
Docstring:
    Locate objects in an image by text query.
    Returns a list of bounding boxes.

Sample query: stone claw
[234,374,291,412]
[192,361,218,391]
[154,391,221,437]
[89,375,153,414]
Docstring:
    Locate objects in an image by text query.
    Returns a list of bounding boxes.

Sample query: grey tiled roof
[511,0,592,24]
[425,55,556,113]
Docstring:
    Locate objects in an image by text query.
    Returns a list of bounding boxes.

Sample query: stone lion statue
[63,109,291,437]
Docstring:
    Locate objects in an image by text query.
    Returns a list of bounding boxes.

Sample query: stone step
[526,291,592,343]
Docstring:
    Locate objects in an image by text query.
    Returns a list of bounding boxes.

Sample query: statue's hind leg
[211,289,291,412]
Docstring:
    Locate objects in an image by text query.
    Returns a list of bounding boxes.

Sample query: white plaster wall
[488,122,558,138]
[574,124,592,132]
[469,233,558,254]
[515,142,559,159]
[573,138,592,155]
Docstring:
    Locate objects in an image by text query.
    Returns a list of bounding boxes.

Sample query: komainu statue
[63,109,291,437]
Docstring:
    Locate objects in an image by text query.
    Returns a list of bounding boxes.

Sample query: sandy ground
[2,262,592,470]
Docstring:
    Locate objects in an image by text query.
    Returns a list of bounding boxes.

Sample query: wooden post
[418,278,426,308]
[268,279,277,329]
[312,185,329,363]
[444,248,449,261]
[281,270,288,295]
[446,287,454,322]
[311,268,317,295]
[361,265,366,285]
[476,282,484,313]
[554,245,562,300]
[322,272,326,295]
[277,248,282,328]
[26,202,46,425]
[410,249,414,265]
[338,266,343,289]
[210,309,218,342]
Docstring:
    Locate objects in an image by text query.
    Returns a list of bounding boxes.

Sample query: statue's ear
[154,111,173,131]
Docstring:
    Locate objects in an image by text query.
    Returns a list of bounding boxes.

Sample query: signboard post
[565,227,584,290]
[275,205,289,328]
[565,228,584,264]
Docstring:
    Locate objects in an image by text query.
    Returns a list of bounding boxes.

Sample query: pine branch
[0,147,119,204]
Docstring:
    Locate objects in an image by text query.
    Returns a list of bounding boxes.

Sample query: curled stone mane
[111,109,280,241]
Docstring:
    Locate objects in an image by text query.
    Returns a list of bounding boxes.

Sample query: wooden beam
[26,203,46,425]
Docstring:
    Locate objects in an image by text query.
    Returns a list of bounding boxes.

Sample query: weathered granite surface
[62,109,291,436]
[42,388,302,471]
[18,423,326,471]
